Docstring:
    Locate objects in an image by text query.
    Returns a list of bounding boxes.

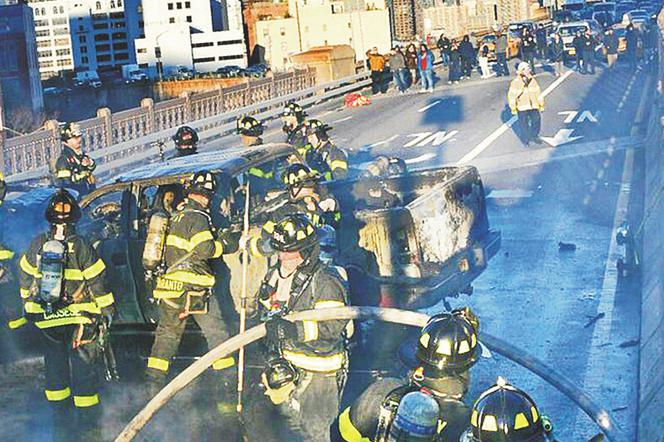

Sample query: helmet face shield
[46,189,81,224]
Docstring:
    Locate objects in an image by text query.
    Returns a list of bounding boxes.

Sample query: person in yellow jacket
[508,62,544,147]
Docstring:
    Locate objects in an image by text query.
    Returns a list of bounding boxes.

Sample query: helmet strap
[52,224,67,241]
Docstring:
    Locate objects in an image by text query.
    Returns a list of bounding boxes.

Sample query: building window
[93,22,109,29]
[168,3,173,9]
[37,40,50,48]
[116,52,129,60]
[218,39,243,45]
[52,18,67,25]
[94,33,110,41]
[218,54,244,60]
[40,60,54,68]
[185,1,190,7]
[110,12,125,19]
[36,30,50,37]
[118,0,123,7]
[186,16,192,22]
[53,6,58,14]
[113,42,128,50]
[53,28,69,35]
[280,27,286,36]
[177,2,182,9]
[41,8,45,15]
[96,2,102,10]
[38,50,52,58]
[34,19,49,27]
[96,44,111,51]
[81,46,88,53]
[110,0,115,7]
[80,35,87,43]
[347,22,351,28]
[57,59,70,66]
[55,38,69,46]
[35,8,39,16]
[169,17,175,23]
[97,54,112,62]
[59,5,64,13]
[193,57,215,63]
[192,42,214,48]
[82,56,89,64]
[137,48,147,54]
[56,49,71,56]
[112,32,127,39]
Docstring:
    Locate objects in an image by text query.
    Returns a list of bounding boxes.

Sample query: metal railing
[3,68,362,182]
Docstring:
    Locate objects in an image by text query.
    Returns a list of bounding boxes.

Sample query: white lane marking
[559,110,579,123]
[334,116,353,123]
[404,132,433,147]
[458,69,573,164]
[412,130,459,147]
[418,100,442,113]
[367,135,399,148]
[405,153,437,164]
[487,189,534,199]
[573,141,634,434]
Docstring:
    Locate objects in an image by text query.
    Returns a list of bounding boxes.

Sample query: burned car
[33,143,501,327]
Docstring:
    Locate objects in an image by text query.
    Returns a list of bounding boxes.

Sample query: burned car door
[79,186,143,323]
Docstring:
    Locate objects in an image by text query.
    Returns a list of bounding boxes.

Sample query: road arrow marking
[405,153,437,164]
[541,128,583,147]
[418,100,441,112]
[368,135,399,148]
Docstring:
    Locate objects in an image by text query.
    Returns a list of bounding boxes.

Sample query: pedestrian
[171,126,198,158]
[146,172,238,406]
[417,43,435,93]
[19,189,114,439]
[53,122,96,197]
[459,379,557,442]
[573,31,584,71]
[580,28,596,74]
[604,28,619,70]
[448,41,462,84]
[536,24,548,59]
[550,32,565,76]
[388,46,408,93]
[459,35,475,79]
[257,214,350,442]
[405,43,418,86]
[508,62,544,147]
[366,47,387,94]
[331,308,481,442]
[626,24,639,70]
[478,43,492,78]
[520,27,537,73]
[437,32,451,65]
[495,29,510,76]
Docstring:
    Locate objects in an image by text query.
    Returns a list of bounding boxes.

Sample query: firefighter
[236,115,277,197]
[0,172,13,274]
[257,214,349,442]
[246,163,340,257]
[459,377,556,442]
[302,119,349,181]
[172,125,199,157]
[0,172,25,331]
[282,102,308,147]
[18,189,114,432]
[331,307,481,441]
[53,122,96,197]
[146,171,238,402]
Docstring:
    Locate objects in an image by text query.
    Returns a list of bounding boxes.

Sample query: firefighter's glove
[265,317,298,348]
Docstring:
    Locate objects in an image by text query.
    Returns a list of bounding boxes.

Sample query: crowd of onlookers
[365,18,659,95]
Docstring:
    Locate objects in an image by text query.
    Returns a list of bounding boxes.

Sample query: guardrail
[3,69,371,183]
[1,68,327,181]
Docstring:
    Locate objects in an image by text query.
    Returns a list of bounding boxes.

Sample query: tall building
[253,0,391,69]
[28,0,143,79]
[0,0,43,114]
[242,0,289,62]
[390,0,421,41]
[134,0,247,74]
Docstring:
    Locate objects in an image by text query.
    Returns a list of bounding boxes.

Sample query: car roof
[111,142,293,186]
[559,20,592,27]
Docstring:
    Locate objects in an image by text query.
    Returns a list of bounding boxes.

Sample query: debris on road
[584,312,605,328]
[618,339,639,348]
[558,241,577,252]
[344,93,371,108]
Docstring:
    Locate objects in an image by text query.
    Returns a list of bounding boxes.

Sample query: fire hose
[114,307,627,442]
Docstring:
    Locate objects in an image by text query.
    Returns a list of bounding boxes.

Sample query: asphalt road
[0,57,650,441]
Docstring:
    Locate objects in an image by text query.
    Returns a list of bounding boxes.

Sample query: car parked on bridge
[557,19,603,58]
[479,32,521,61]
[216,65,244,78]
